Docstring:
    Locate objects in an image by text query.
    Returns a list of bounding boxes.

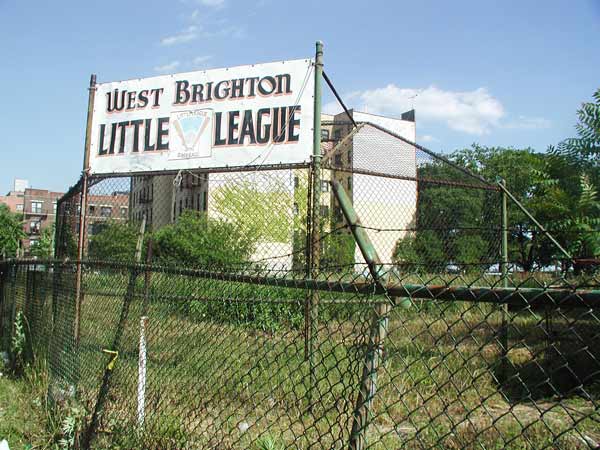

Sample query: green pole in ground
[499,178,509,383]
[307,39,323,412]
[330,180,391,450]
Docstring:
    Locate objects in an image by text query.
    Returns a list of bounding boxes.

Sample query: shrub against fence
[1,260,599,449]
[1,123,599,449]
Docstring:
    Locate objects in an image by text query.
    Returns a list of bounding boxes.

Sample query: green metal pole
[331,180,390,450]
[499,178,509,384]
[307,40,324,412]
[496,180,572,261]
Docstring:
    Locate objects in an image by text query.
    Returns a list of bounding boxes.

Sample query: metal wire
[1,122,598,449]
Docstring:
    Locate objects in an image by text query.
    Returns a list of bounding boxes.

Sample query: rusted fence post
[74,74,97,347]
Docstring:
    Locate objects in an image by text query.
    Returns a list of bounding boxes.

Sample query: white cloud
[198,0,225,7]
[420,134,439,143]
[203,24,245,39]
[193,55,212,67]
[161,26,199,46]
[154,61,180,73]
[356,85,505,135]
[503,115,551,130]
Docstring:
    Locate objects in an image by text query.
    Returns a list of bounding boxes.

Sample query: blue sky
[0,0,598,194]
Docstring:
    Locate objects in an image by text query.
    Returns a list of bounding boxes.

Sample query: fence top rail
[56,174,85,206]
[322,120,496,189]
[83,162,312,181]
[1,258,599,309]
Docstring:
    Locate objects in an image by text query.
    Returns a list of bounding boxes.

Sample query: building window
[30,221,40,234]
[120,207,127,218]
[53,201,57,214]
[334,129,342,140]
[29,238,38,248]
[100,206,112,217]
[334,206,343,221]
[16,204,23,212]
[321,129,330,140]
[321,180,329,192]
[89,205,96,215]
[320,205,329,217]
[31,201,42,214]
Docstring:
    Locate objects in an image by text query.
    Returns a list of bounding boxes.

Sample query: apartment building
[325,109,417,266]
[22,188,63,252]
[0,179,28,213]
[86,192,130,237]
[127,110,417,267]
[130,172,208,230]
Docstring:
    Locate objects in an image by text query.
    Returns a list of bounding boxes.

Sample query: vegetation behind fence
[0,120,599,449]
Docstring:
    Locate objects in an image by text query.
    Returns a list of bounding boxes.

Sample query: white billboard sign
[88,59,314,175]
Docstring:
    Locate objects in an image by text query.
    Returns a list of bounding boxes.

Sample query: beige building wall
[124,111,417,268]
[331,110,417,266]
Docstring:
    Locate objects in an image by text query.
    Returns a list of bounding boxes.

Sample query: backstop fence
[1,123,599,449]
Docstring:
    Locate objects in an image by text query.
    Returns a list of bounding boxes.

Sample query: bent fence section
[1,259,599,449]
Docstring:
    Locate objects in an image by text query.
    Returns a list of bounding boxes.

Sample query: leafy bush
[87,221,141,262]
[151,210,257,268]
[0,204,25,258]
[30,224,54,258]
[321,232,355,268]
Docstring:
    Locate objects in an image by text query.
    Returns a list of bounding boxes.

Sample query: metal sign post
[307,40,323,411]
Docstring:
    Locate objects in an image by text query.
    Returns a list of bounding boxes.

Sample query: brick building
[22,188,63,252]
[0,179,28,213]
[86,192,130,238]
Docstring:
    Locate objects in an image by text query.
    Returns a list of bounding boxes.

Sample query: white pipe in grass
[137,316,148,428]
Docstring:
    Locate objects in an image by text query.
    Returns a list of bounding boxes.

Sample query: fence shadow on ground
[498,312,600,403]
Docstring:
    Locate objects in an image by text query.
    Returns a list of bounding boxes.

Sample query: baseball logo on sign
[169,109,212,160]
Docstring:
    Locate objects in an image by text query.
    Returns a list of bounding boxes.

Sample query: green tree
[211,178,295,243]
[394,230,446,273]
[30,223,55,258]
[394,146,552,272]
[452,146,550,271]
[152,210,257,268]
[0,204,25,258]
[321,232,355,268]
[87,221,141,262]
[531,88,600,270]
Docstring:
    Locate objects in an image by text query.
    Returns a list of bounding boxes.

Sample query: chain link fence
[1,122,598,449]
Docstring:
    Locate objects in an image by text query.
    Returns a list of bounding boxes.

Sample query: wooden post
[82,215,146,449]
[74,74,97,346]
